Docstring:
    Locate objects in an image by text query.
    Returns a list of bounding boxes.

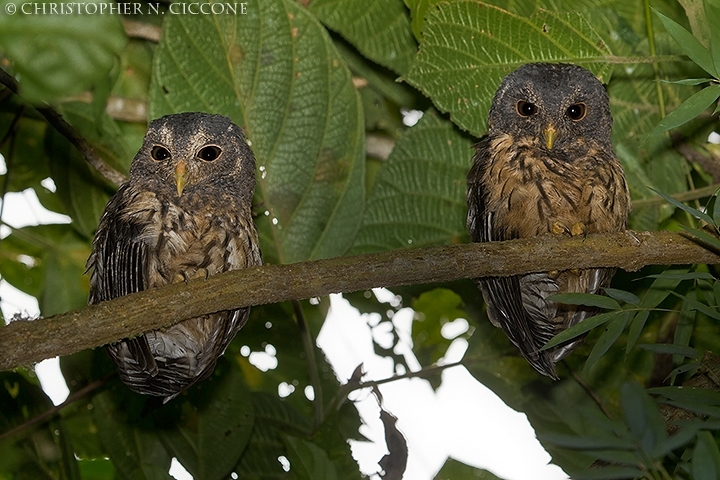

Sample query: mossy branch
[0,230,718,371]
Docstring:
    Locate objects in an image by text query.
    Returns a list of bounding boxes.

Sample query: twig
[0,373,116,443]
[632,183,720,209]
[325,361,464,415]
[0,67,126,186]
[122,19,162,42]
[0,230,719,371]
[0,107,23,231]
[570,370,613,419]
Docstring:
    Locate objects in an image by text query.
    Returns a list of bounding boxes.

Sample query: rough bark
[1,230,718,371]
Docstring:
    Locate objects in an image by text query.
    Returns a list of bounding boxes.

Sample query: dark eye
[198,146,222,162]
[566,103,586,120]
[150,146,170,161]
[516,100,537,117]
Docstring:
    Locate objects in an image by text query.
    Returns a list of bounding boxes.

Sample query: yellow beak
[543,125,557,150]
[175,160,189,196]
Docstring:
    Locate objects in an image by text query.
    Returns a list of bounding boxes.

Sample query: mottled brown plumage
[466,63,630,378]
[87,113,261,400]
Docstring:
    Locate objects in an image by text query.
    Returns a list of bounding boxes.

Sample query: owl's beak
[543,125,557,150]
[175,160,189,196]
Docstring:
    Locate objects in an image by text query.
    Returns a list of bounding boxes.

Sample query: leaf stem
[0,373,115,443]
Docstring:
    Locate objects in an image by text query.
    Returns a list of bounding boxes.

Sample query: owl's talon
[570,222,586,238]
[551,222,569,236]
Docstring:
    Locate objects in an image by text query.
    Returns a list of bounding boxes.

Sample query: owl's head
[129,112,256,205]
[487,63,612,153]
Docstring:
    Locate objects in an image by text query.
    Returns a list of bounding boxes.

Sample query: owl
[466,63,631,378]
[87,112,262,400]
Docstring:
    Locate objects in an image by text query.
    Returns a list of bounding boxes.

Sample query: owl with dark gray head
[87,112,262,400]
[466,63,630,378]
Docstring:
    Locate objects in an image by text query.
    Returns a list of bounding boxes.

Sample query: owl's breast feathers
[88,184,261,399]
[477,133,630,239]
[467,134,630,378]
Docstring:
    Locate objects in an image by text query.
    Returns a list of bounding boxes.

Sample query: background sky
[0,154,568,480]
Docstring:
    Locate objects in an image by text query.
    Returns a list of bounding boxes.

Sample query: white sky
[0,153,568,480]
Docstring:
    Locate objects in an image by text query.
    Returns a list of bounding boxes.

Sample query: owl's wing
[467,138,558,378]
[87,184,158,376]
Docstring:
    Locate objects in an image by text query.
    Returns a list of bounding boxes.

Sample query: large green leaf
[0,0,126,102]
[283,435,339,480]
[404,1,614,135]
[148,0,365,264]
[93,389,173,480]
[309,0,417,74]
[157,361,254,480]
[433,457,504,479]
[352,110,471,253]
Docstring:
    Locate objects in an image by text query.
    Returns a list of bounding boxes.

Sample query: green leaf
[0,0,126,102]
[93,390,173,480]
[626,309,649,353]
[352,110,471,253]
[672,291,720,320]
[542,311,622,350]
[603,288,640,306]
[637,343,698,358]
[712,193,720,227]
[538,433,635,450]
[648,187,713,224]
[653,8,717,77]
[665,363,701,382]
[693,431,720,480]
[404,2,613,135]
[283,435,339,480]
[620,381,666,455]
[654,426,700,457]
[648,84,720,139]
[681,224,720,251]
[157,361,254,480]
[663,78,715,85]
[410,288,469,367]
[149,0,365,264]
[309,0,417,74]
[45,128,113,240]
[644,271,715,281]
[570,467,646,480]
[433,457,504,480]
[708,0,720,77]
[584,312,630,373]
[650,386,720,406]
[547,293,621,310]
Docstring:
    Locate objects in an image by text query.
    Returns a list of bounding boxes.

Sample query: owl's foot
[551,221,587,238]
[570,222,586,238]
[175,268,210,283]
[551,221,569,236]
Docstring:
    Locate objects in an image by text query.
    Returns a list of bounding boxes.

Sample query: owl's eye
[516,100,537,117]
[150,146,171,161]
[566,103,586,120]
[198,146,222,162]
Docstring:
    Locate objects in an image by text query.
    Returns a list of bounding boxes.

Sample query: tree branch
[0,230,718,371]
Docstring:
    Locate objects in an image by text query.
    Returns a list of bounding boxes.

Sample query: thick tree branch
[0,230,718,371]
